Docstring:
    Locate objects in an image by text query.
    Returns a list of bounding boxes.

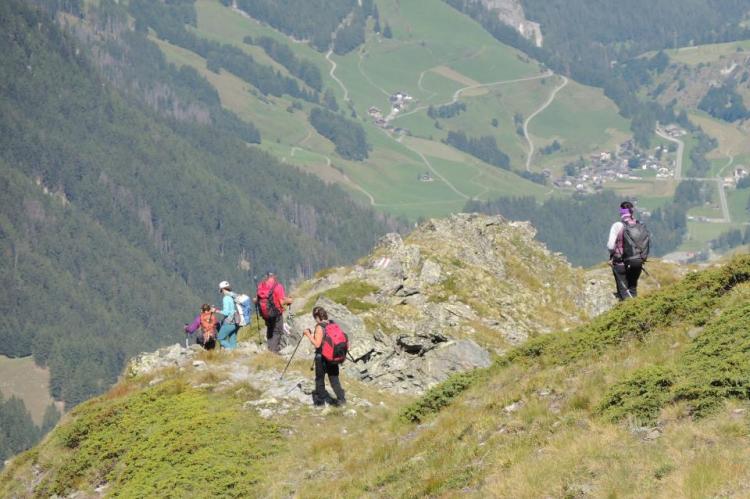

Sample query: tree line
[309,108,371,161]
[698,82,750,123]
[245,35,323,91]
[235,0,358,52]
[428,102,467,119]
[0,394,60,469]
[466,188,692,267]
[128,0,318,103]
[444,131,511,170]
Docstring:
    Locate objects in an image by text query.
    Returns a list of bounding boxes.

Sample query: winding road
[655,126,731,223]
[326,49,349,102]
[395,72,553,121]
[655,127,684,181]
[523,75,568,171]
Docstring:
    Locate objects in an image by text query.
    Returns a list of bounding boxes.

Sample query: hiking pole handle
[280,333,305,381]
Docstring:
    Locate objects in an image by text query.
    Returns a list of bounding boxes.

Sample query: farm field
[727,188,750,224]
[665,40,750,66]
[679,221,746,252]
[178,0,632,221]
[0,356,57,426]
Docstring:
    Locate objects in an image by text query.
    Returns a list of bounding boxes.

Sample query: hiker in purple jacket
[607,201,643,300]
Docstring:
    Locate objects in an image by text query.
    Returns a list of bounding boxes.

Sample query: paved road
[655,127,684,181]
[656,126,733,223]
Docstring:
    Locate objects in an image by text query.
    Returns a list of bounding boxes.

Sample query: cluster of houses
[553,139,678,192]
[661,124,687,138]
[725,166,749,187]
[368,91,415,130]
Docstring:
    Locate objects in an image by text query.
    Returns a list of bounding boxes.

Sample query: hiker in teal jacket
[214,280,239,350]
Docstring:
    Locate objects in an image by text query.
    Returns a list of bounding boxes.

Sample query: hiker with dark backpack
[254,271,293,353]
[303,306,347,406]
[607,201,650,300]
[214,280,240,350]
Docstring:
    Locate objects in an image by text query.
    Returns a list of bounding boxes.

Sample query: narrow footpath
[524,75,568,171]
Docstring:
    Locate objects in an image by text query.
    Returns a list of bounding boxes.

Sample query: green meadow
[161,0,633,221]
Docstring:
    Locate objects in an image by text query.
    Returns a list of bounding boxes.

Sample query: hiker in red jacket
[255,271,293,353]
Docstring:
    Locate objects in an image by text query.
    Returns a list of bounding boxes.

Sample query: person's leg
[312,354,327,406]
[626,261,643,298]
[612,263,629,300]
[226,325,238,349]
[267,316,284,353]
[217,323,235,349]
[326,361,345,404]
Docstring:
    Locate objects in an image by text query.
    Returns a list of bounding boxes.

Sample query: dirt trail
[396,72,553,121]
[524,75,568,171]
[326,49,349,102]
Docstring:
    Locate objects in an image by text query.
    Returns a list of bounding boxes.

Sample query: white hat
[218,280,231,290]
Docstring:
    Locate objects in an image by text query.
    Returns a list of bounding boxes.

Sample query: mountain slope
[6,218,747,498]
[120,0,632,219]
[0,0,396,408]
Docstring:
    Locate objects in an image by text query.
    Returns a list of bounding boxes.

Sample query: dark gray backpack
[622,221,650,263]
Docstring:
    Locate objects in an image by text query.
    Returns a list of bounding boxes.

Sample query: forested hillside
[467,190,689,267]
[0,0,397,409]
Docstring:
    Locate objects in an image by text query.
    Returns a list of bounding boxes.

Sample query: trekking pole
[280,333,305,381]
[641,265,661,289]
[616,275,634,299]
[253,275,263,345]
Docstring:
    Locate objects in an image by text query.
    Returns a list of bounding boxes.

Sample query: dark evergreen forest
[0,0,398,410]
[466,191,689,267]
[0,395,59,470]
[444,131,511,170]
[309,108,371,161]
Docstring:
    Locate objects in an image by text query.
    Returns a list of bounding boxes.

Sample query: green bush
[400,370,482,423]
[38,380,283,497]
[301,280,379,314]
[600,295,750,423]
[504,255,750,368]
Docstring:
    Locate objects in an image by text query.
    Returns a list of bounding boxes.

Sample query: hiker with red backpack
[607,201,650,300]
[255,271,293,353]
[303,306,347,406]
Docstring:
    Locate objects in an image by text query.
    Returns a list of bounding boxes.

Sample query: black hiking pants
[313,353,345,406]
[265,315,284,353]
[612,260,642,300]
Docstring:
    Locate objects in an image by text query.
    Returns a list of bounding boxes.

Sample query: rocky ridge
[282,213,617,394]
[129,214,618,401]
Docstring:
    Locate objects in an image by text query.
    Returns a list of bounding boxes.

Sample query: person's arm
[303,324,324,349]
[607,222,623,251]
[219,295,234,318]
[275,284,293,309]
[184,314,201,334]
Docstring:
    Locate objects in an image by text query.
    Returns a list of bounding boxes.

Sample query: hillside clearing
[0,356,56,426]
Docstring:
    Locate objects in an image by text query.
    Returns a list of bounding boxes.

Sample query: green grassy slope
[4,256,750,497]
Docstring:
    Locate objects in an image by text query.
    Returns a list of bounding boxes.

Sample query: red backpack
[321,321,349,364]
[256,280,280,320]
